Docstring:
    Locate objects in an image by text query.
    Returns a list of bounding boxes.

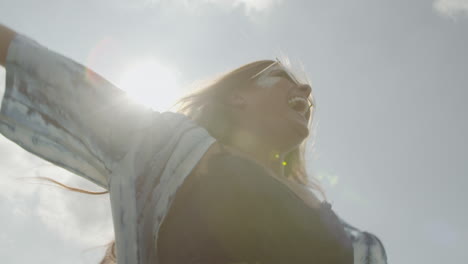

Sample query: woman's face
[230,63,314,153]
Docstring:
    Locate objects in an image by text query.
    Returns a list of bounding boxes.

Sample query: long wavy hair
[40,59,326,263]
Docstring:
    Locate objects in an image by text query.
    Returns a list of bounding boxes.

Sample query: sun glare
[118,59,181,112]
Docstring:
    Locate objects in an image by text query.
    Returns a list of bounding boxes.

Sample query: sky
[0,0,467,263]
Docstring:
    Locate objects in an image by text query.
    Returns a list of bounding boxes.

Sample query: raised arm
[0,24,16,66]
[1,24,220,264]
[0,27,163,189]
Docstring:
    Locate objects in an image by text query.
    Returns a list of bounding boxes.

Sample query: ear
[227,93,246,109]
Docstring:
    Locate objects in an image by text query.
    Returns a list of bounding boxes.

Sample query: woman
[0,24,387,264]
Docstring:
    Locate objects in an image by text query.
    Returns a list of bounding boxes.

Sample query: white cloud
[0,136,113,262]
[433,0,468,18]
[142,0,283,16]
[224,0,283,13]
[33,170,113,246]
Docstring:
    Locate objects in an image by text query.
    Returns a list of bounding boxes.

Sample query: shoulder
[337,216,388,264]
[354,231,388,264]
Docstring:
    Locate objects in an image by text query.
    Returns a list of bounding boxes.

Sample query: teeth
[288,96,309,115]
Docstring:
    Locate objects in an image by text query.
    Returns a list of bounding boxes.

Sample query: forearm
[0,24,17,66]
[0,32,163,188]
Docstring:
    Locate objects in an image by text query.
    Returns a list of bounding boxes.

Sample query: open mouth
[288,96,309,116]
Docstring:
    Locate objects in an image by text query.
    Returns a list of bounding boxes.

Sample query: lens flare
[118,59,181,112]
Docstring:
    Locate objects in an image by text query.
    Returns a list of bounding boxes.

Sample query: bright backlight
[118,59,181,112]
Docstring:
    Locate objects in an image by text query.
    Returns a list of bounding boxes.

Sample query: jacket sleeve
[0,34,157,189]
[353,231,388,264]
[339,216,388,264]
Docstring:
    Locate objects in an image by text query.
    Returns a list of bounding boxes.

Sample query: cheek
[253,93,286,117]
[243,82,291,123]
[253,100,289,133]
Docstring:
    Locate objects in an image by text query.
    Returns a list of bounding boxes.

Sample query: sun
[118,59,181,112]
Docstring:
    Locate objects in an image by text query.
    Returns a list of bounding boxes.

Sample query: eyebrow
[268,69,299,84]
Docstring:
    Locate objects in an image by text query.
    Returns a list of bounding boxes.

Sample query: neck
[226,129,287,178]
[224,130,323,209]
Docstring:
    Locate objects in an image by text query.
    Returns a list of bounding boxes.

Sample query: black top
[158,152,354,264]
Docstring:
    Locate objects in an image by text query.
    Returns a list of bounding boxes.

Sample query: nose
[297,84,312,97]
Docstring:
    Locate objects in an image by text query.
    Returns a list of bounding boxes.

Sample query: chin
[284,114,310,141]
[292,125,309,142]
[275,135,308,154]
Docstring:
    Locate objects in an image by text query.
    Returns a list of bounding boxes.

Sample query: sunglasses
[249,58,300,83]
